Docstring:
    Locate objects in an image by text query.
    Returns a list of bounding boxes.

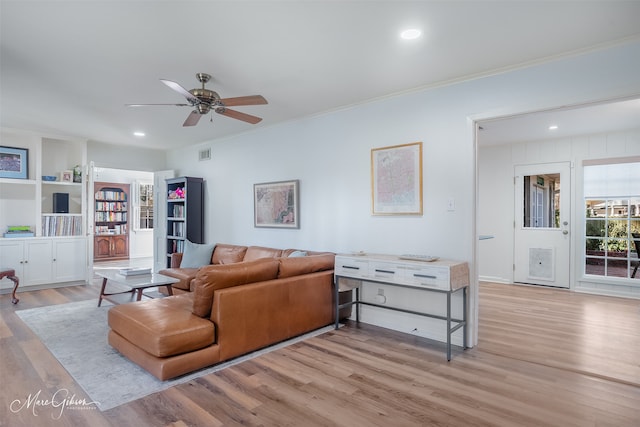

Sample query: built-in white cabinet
[0,237,86,290]
[0,238,50,286]
[53,238,87,282]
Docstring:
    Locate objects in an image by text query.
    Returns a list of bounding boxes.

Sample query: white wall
[166,40,640,345]
[87,141,166,172]
[479,128,640,298]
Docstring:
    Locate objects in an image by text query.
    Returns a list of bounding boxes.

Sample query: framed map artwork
[371,142,423,215]
[254,180,300,228]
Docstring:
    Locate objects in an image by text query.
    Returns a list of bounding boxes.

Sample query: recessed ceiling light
[133,131,145,137]
[548,125,558,131]
[400,28,422,40]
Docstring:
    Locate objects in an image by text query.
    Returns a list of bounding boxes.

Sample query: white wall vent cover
[528,247,555,281]
[198,148,211,161]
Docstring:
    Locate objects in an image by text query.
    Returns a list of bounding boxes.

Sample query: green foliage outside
[585,205,640,252]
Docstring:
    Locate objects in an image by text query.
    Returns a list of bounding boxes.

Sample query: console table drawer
[402,265,450,290]
[335,257,369,278]
[369,261,401,282]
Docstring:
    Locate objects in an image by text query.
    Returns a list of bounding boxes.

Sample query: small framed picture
[0,146,29,179]
[61,170,73,182]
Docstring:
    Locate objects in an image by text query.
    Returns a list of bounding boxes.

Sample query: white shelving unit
[0,128,89,290]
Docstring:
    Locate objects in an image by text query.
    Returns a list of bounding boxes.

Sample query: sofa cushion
[108,294,215,358]
[211,244,248,265]
[278,253,335,278]
[192,258,280,318]
[180,240,215,268]
[243,246,283,262]
[158,267,199,291]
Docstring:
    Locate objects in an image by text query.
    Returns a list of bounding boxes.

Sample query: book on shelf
[171,239,185,253]
[172,222,185,237]
[4,231,35,238]
[4,226,35,238]
[172,205,184,218]
[42,215,82,236]
[95,190,127,201]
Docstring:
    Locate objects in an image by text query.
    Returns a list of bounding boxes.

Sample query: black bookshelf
[165,176,204,267]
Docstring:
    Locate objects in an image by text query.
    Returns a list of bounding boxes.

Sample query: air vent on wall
[198,148,211,161]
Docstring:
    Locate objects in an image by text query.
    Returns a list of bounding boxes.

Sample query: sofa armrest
[170,252,184,268]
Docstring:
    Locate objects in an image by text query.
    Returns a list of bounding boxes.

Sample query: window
[584,161,640,279]
[134,182,153,230]
[523,174,560,228]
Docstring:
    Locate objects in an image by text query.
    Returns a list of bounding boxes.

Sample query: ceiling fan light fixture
[196,104,211,114]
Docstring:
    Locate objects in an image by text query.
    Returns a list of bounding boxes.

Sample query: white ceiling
[478,97,640,146]
[2,1,640,150]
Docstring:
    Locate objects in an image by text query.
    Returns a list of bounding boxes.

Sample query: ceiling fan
[127,73,267,127]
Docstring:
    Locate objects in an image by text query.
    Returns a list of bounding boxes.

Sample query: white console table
[334,254,470,361]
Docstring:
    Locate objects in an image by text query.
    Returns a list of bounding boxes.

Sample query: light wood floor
[1,281,639,426]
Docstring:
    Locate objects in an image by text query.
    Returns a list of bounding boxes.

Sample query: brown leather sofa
[158,243,329,293]
[107,244,335,380]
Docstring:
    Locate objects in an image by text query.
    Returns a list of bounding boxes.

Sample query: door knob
[563,230,569,235]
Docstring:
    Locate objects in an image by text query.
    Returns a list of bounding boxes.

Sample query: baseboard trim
[0,280,87,295]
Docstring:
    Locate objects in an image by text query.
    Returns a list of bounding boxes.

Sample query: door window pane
[523,173,560,228]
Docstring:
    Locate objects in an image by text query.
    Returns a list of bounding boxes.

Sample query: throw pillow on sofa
[192,258,280,318]
[180,240,215,268]
[288,250,308,257]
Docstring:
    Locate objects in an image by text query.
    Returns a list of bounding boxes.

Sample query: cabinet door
[94,236,112,259]
[24,239,53,285]
[0,240,25,289]
[53,238,87,282]
[112,235,129,258]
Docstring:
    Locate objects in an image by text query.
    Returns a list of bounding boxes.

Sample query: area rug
[16,299,335,411]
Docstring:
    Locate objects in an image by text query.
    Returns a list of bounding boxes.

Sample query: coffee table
[96,270,179,307]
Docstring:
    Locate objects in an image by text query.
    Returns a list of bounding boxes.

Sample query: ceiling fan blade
[216,108,263,124]
[183,111,202,127]
[160,79,199,103]
[219,95,268,107]
[126,103,190,107]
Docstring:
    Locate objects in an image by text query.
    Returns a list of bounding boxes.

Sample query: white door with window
[514,162,571,288]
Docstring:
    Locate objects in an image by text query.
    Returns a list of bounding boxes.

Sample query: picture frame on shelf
[61,170,73,182]
[254,179,300,228]
[0,146,28,179]
[371,141,423,215]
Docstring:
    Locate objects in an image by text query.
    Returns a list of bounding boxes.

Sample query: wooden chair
[0,268,20,304]
[632,233,640,279]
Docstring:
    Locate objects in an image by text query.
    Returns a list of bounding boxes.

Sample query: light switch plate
[447,198,455,211]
